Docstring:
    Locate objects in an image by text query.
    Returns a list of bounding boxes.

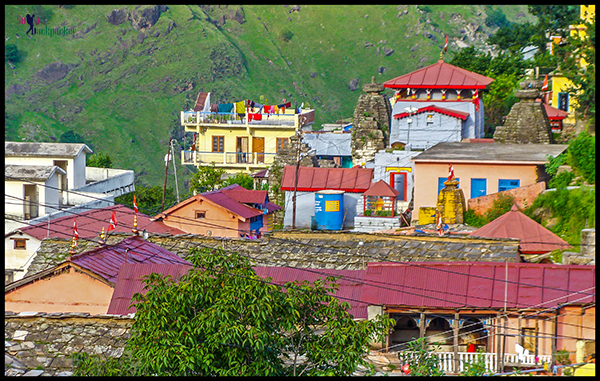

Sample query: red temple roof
[393,104,470,120]
[384,59,494,90]
[363,180,400,198]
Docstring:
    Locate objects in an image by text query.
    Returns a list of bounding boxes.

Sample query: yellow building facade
[550,5,595,125]
[180,105,315,174]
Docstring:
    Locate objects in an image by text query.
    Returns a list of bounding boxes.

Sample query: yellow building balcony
[181,150,278,171]
[181,109,315,133]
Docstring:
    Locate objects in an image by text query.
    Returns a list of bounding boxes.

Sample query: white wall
[5,233,42,282]
[369,150,421,210]
[283,191,362,229]
[79,167,135,197]
[4,155,85,190]
[5,181,24,219]
[44,173,61,215]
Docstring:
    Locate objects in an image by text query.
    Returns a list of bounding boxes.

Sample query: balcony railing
[181,109,315,129]
[181,150,278,167]
[400,351,553,374]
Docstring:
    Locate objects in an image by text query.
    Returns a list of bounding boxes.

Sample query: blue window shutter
[470,178,487,199]
[498,179,520,192]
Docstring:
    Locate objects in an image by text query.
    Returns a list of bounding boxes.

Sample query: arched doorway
[459,317,487,352]
[425,317,453,350]
[389,314,420,351]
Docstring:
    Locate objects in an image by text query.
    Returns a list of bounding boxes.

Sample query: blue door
[471,178,487,199]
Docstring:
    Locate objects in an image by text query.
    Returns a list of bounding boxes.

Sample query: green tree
[460,349,491,376]
[488,22,536,53]
[189,163,226,194]
[58,130,86,144]
[527,5,580,51]
[86,152,113,168]
[221,172,255,190]
[115,185,177,215]
[398,337,444,376]
[5,44,20,63]
[485,7,510,29]
[72,246,394,376]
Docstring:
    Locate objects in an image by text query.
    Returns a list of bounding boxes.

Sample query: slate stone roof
[5,141,93,157]
[411,142,568,164]
[5,164,66,181]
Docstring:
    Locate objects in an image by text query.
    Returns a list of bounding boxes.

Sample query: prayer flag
[133,195,138,214]
[108,211,117,232]
[72,217,79,241]
[448,164,455,181]
[473,89,480,112]
[444,34,448,52]
[541,74,548,91]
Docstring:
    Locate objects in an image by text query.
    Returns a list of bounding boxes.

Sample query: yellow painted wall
[551,75,578,125]
[412,162,539,224]
[4,267,114,315]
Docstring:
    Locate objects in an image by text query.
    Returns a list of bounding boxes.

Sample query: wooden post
[453,311,460,374]
[419,312,426,351]
[496,314,502,373]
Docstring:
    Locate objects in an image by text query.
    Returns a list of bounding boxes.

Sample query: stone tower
[352,77,391,165]
[437,178,466,224]
[493,79,554,144]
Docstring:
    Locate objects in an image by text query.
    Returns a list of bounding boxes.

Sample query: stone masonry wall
[5,312,133,376]
[468,181,547,216]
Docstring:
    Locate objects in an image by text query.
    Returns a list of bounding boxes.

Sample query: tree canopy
[72,246,394,376]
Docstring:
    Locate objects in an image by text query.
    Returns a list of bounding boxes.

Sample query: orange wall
[161,198,246,238]
[413,162,539,223]
[4,267,114,315]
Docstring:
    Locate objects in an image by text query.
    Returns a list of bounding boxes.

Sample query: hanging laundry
[274,105,279,114]
[235,100,246,119]
[218,103,234,113]
[210,104,219,113]
[264,105,274,114]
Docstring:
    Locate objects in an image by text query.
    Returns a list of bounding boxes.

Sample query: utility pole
[291,131,301,229]
[171,139,180,203]
[161,138,172,213]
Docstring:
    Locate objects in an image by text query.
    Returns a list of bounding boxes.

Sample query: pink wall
[4,267,113,315]
[161,198,244,238]
[413,162,540,224]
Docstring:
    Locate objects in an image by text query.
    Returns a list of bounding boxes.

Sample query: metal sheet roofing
[384,59,494,89]
[411,142,568,163]
[5,141,93,157]
[107,263,193,315]
[281,166,373,192]
[393,105,470,121]
[70,235,191,284]
[541,102,569,120]
[14,204,185,240]
[361,262,595,309]
[363,179,400,197]
[255,266,368,319]
[469,205,572,253]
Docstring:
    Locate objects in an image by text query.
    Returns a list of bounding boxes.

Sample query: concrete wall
[44,172,61,215]
[4,156,83,190]
[5,267,114,315]
[5,312,132,376]
[369,150,420,210]
[467,181,546,216]
[5,180,24,219]
[5,233,43,283]
[413,162,540,224]
[79,167,135,197]
[283,191,362,229]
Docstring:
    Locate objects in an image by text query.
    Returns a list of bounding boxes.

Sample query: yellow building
[180,94,315,174]
[550,5,595,125]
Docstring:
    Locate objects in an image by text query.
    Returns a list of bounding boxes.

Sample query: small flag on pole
[541,74,548,91]
[448,164,455,181]
[133,195,138,214]
[72,217,79,242]
[444,34,449,53]
[108,211,117,232]
[473,89,480,112]
[436,212,444,237]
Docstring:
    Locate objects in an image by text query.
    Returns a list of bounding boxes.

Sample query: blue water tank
[314,190,345,230]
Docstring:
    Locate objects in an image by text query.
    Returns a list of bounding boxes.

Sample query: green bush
[548,171,575,189]
[464,208,486,227]
[279,29,294,42]
[567,132,595,184]
[5,44,20,63]
[375,210,392,217]
[364,209,372,216]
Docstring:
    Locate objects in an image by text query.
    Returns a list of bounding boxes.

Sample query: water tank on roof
[314,190,344,230]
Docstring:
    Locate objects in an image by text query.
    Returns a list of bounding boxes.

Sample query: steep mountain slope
[4,5,535,189]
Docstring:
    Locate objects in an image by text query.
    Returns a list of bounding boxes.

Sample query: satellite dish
[205,230,212,237]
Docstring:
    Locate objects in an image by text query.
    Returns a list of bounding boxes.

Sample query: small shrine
[437,173,466,225]
[355,180,406,232]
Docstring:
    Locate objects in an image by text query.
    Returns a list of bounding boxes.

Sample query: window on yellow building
[212,136,224,152]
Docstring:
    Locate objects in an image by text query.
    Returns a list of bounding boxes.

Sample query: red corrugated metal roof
[384,59,494,89]
[280,166,374,192]
[363,180,400,197]
[202,192,263,219]
[16,204,185,240]
[393,105,470,120]
[70,235,191,284]
[255,267,368,319]
[540,101,569,120]
[361,262,595,309]
[107,263,193,315]
[221,187,268,204]
[469,205,572,253]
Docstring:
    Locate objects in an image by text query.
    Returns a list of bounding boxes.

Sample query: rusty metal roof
[384,59,494,89]
[281,166,374,193]
[469,205,572,254]
[107,263,193,315]
[15,204,185,240]
[254,267,368,319]
[70,235,191,284]
[361,262,595,309]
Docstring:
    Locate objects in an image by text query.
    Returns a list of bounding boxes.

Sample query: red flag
[133,195,138,214]
[444,34,448,53]
[473,89,480,112]
[72,217,79,241]
[108,211,117,231]
[448,164,455,181]
[541,74,548,91]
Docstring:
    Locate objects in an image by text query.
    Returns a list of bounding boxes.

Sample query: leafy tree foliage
[58,130,86,144]
[115,185,177,215]
[72,247,394,376]
[189,163,226,194]
[398,338,444,376]
[546,131,595,185]
[527,5,580,51]
[5,44,20,63]
[487,22,536,52]
[484,7,510,29]
[221,172,255,190]
[86,152,113,168]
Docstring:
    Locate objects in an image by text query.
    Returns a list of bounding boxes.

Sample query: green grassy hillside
[5,5,535,190]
